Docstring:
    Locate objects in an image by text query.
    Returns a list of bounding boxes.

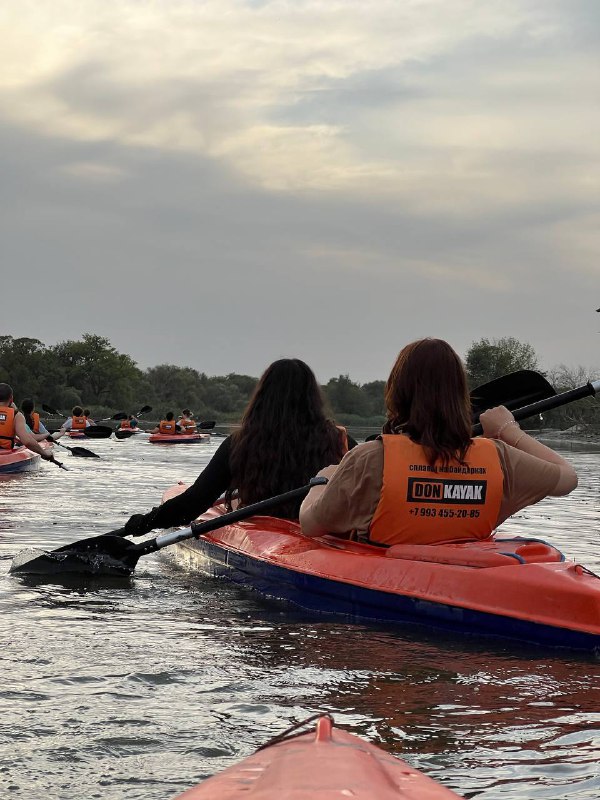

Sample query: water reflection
[1,438,599,799]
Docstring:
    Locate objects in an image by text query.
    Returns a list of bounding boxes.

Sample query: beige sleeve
[299,441,383,536]
[493,439,562,525]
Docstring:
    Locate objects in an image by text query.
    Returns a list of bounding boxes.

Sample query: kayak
[172,714,463,799]
[162,486,600,651]
[0,446,41,474]
[149,433,210,444]
[68,430,86,439]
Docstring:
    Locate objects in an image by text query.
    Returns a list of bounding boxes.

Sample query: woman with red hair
[300,338,577,546]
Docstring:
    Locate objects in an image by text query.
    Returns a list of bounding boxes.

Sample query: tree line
[0,333,598,430]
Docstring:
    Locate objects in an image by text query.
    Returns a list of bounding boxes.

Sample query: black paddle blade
[137,405,152,415]
[42,404,61,416]
[114,429,139,440]
[10,536,137,576]
[83,425,113,438]
[198,420,216,430]
[470,370,555,417]
[112,412,128,421]
[10,529,135,576]
[69,446,100,458]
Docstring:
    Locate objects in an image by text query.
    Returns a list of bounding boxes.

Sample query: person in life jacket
[119,415,138,430]
[300,338,577,547]
[20,398,52,441]
[83,409,96,425]
[54,405,92,439]
[179,409,197,434]
[151,412,181,435]
[0,384,55,461]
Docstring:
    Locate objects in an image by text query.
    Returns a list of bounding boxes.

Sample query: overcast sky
[1,1,598,382]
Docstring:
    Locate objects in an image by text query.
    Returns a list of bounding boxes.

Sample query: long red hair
[383,338,472,465]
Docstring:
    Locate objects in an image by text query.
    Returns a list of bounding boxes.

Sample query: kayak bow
[172,714,464,799]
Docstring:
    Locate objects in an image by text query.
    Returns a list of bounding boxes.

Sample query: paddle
[469,370,556,418]
[82,426,114,439]
[9,477,328,576]
[50,438,100,459]
[472,378,600,436]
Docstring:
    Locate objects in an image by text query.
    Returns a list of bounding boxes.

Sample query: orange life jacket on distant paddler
[180,417,197,433]
[159,419,177,434]
[0,406,16,450]
[71,415,87,430]
[369,435,503,547]
[30,411,41,433]
[120,419,133,430]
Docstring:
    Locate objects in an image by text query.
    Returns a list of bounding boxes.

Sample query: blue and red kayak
[172,714,463,799]
[0,445,41,474]
[161,486,600,651]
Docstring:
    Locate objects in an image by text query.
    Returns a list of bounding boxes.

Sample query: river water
[1,435,598,799]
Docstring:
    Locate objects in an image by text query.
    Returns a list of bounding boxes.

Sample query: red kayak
[68,430,86,439]
[161,486,600,651]
[0,446,41,474]
[173,715,463,799]
[149,433,210,444]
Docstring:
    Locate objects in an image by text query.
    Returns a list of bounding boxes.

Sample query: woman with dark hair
[300,338,577,545]
[21,399,51,441]
[125,358,352,536]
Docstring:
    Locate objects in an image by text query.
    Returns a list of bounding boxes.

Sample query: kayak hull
[163,489,600,652]
[173,715,463,799]
[0,446,41,474]
[149,433,210,444]
[68,430,86,439]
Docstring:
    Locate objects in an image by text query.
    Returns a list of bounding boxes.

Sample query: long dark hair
[383,338,472,466]
[21,398,35,430]
[226,359,345,518]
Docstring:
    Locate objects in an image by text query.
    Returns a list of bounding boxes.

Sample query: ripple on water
[0,441,599,799]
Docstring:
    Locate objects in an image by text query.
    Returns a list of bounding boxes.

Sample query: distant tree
[324,375,370,416]
[465,337,540,388]
[0,336,61,402]
[361,380,386,416]
[145,364,205,411]
[203,381,246,414]
[52,333,142,407]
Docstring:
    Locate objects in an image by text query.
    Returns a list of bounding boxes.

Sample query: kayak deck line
[172,714,464,799]
[161,486,600,651]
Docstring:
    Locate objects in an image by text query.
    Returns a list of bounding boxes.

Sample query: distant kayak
[172,714,464,799]
[68,430,86,439]
[0,446,41,475]
[149,433,210,444]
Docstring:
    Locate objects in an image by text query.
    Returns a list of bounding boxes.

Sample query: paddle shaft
[472,380,600,436]
[130,477,328,559]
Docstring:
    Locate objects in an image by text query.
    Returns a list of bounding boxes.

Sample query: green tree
[0,336,63,403]
[324,375,370,416]
[465,337,540,388]
[52,333,142,407]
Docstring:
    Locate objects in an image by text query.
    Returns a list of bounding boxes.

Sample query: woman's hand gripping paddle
[9,478,328,577]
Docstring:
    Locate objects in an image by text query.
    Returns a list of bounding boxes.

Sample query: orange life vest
[120,419,133,430]
[30,411,40,433]
[369,435,504,546]
[0,406,16,450]
[159,419,177,434]
[180,417,197,433]
[71,415,87,430]
[336,425,348,455]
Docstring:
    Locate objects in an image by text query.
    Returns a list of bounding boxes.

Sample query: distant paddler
[53,405,93,439]
[21,398,53,442]
[0,384,57,463]
[119,415,139,431]
[150,412,181,435]
[178,409,197,433]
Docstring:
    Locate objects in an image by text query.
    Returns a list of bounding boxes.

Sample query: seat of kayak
[385,538,565,568]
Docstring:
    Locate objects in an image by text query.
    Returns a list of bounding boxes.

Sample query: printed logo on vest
[407,477,487,505]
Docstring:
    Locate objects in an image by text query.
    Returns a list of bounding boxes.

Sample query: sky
[1,0,598,382]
